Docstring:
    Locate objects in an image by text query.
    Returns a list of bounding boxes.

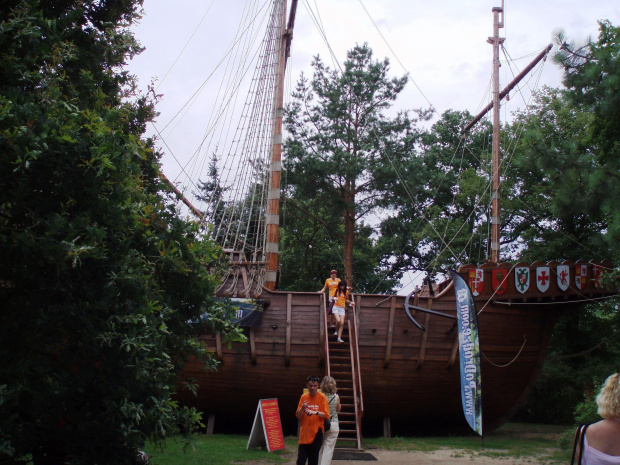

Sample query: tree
[284,44,429,286]
[507,22,620,424]
[377,110,494,279]
[504,86,610,262]
[278,193,397,293]
[0,1,240,463]
[554,20,620,252]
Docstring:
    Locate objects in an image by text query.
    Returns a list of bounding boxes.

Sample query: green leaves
[0,1,239,463]
[283,44,427,288]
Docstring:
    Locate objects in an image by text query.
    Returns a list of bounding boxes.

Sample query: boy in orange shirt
[318,270,340,328]
[295,376,330,465]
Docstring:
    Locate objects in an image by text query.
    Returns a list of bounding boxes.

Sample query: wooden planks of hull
[176,261,614,435]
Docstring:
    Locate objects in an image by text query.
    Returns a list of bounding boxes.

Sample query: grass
[144,435,298,465]
[144,423,573,465]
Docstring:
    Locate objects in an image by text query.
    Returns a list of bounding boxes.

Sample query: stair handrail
[348,294,363,448]
[351,294,364,417]
[321,292,331,376]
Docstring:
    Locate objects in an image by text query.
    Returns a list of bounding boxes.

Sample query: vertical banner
[247,398,285,452]
[450,270,483,436]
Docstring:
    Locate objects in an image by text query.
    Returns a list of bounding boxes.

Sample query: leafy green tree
[0,1,240,463]
[509,22,620,424]
[284,44,429,287]
[553,20,620,253]
[278,194,397,293]
[504,86,610,262]
[377,110,494,279]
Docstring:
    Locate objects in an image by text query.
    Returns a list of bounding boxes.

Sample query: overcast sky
[129,0,619,181]
[127,0,619,293]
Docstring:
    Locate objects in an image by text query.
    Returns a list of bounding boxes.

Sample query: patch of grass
[144,434,298,465]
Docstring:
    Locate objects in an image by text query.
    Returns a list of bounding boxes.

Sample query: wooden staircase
[326,320,362,450]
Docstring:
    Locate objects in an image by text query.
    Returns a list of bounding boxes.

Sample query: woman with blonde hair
[318,376,341,465]
[573,373,620,464]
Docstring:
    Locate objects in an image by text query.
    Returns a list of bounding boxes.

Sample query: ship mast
[488,3,504,263]
[264,0,298,290]
[465,4,552,263]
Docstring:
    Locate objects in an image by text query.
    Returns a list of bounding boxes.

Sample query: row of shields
[468,264,604,296]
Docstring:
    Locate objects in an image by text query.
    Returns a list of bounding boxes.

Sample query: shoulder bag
[323,395,336,432]
[570,423,590,465]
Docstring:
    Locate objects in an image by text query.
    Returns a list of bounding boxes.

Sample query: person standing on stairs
[333,280,354,343]
[319,270,340,329]
[296,376,330,465]
[318,376,341,465]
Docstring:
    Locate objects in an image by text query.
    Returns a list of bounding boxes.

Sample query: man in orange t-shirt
[295,376,330,465]
[319,270,340,328]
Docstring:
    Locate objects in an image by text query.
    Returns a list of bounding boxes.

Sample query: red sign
[247,399,285,452]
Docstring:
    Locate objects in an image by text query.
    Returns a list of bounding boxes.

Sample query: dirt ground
[236,447,556,465]
[281,449,545,465]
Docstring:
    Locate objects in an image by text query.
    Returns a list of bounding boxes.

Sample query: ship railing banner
[450,270,483,436]
[195,298,264,327]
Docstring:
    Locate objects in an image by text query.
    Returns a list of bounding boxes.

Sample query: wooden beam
[319,293,325,364]
[206,414,215,435]
[215,333,222,361]
[417,299,432,369]
[249,327,257,365]
[447,334,459,368]
[285,292,292,366]
[384,296,396,368]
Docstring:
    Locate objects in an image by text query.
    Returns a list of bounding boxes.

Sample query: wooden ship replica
[166,0,616,446]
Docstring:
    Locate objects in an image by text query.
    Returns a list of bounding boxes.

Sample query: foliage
[510,20,620,425]
[377,110,495,278]
[283,43,430,287]
[553,20,620,253]
[278,193,397,293]
[0,1,241,463]
[505,87,611,263]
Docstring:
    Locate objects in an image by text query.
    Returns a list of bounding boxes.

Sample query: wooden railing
[348,294,364,448]
[320,292,331,375]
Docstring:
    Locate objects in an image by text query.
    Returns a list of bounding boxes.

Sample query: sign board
[247,398,285,452]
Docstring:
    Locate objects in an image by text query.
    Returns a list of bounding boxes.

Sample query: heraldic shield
[491,268,508,295]
[468,268,484,296]
[557,265,570,291]
[514,267,530,294]
[575,264,587,290]
[536,266,550,293]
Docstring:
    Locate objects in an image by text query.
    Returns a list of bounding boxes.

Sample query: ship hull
[176,260,612,435]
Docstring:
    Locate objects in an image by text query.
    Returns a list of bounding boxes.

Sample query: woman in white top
[577,373,620,465]
[318,376,341,465]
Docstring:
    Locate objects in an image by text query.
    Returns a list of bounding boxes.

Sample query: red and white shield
[592,265,603,288]
[536,266,550,293]
[557,265,570,291]
[491,268,508,295]
[514,267,530,294]
[468,268,484,296]
[575,264,587,290]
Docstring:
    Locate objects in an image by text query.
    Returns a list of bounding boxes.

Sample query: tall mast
[264,0,298,290]
[487,3,504,263]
